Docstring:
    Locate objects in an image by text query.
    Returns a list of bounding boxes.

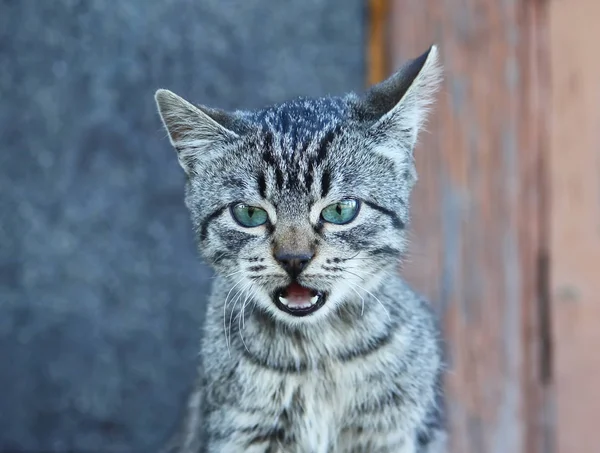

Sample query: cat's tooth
[278,296,289,306]
[310,295,319,305]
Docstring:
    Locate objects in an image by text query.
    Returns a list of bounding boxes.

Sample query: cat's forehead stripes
[248,97,350,197]
[256,127,340,198]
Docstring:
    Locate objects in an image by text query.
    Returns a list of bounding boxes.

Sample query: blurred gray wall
[0,1,364,451]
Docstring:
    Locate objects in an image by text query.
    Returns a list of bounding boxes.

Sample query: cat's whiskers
[238,287,258,354]
[345,263,398,283]
[341,267,367,281]
[227,282,252,350]
[223,277,245,356]
[341,253,374,261]
[211,250,229,262]
[350,281,392,322]
[221,269,244,279]
[240,285,257,330]
[349,286,366,316]
[227,284,247,347]
[342,268,392,322]
[232,284,253,328]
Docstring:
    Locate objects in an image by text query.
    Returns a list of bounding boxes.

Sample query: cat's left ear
[154,89,243,174]
[358,45,442,152]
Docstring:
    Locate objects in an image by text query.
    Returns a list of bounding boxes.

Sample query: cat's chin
[272,283,327,317]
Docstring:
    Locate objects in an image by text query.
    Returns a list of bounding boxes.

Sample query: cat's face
[181,117,412,325]
[155,46,441,326]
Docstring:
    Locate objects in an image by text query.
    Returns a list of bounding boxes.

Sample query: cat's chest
[256,365,356,453]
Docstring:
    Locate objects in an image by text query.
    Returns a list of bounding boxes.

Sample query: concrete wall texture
[0,1,364,451]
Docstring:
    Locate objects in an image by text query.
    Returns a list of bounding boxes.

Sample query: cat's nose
[274,252,314,279]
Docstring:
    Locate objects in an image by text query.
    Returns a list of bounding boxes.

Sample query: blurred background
[1,0,598,452]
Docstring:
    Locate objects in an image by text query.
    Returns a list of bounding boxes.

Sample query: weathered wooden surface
[387,1,549,452]
[549,0,600,452]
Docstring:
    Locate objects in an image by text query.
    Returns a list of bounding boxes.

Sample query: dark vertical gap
[529,0,553,386]
[521,0,555,451]
[529,0,556,451]
[536,250,552,384]
[531,0,554,396]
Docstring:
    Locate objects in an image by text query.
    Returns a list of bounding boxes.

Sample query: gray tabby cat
[154,45,446,453]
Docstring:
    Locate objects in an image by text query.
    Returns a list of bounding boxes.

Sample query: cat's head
[155,46,442,326]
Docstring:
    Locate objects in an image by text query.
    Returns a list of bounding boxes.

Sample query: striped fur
[155,46,446,453]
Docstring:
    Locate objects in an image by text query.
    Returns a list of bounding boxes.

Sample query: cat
[154,45,446,453]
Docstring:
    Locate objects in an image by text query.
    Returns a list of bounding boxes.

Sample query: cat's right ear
[154,89,239,174]
[357,45,442,155]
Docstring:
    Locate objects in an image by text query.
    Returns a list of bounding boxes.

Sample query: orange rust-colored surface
[367,0,390,86]
[386,1,551,452]
[549,0,600,452]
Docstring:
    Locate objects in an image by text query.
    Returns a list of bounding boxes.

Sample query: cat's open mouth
[273,282,327,317]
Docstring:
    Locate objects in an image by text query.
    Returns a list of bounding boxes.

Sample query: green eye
[231,203,268,228]
[321,199,360,225]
